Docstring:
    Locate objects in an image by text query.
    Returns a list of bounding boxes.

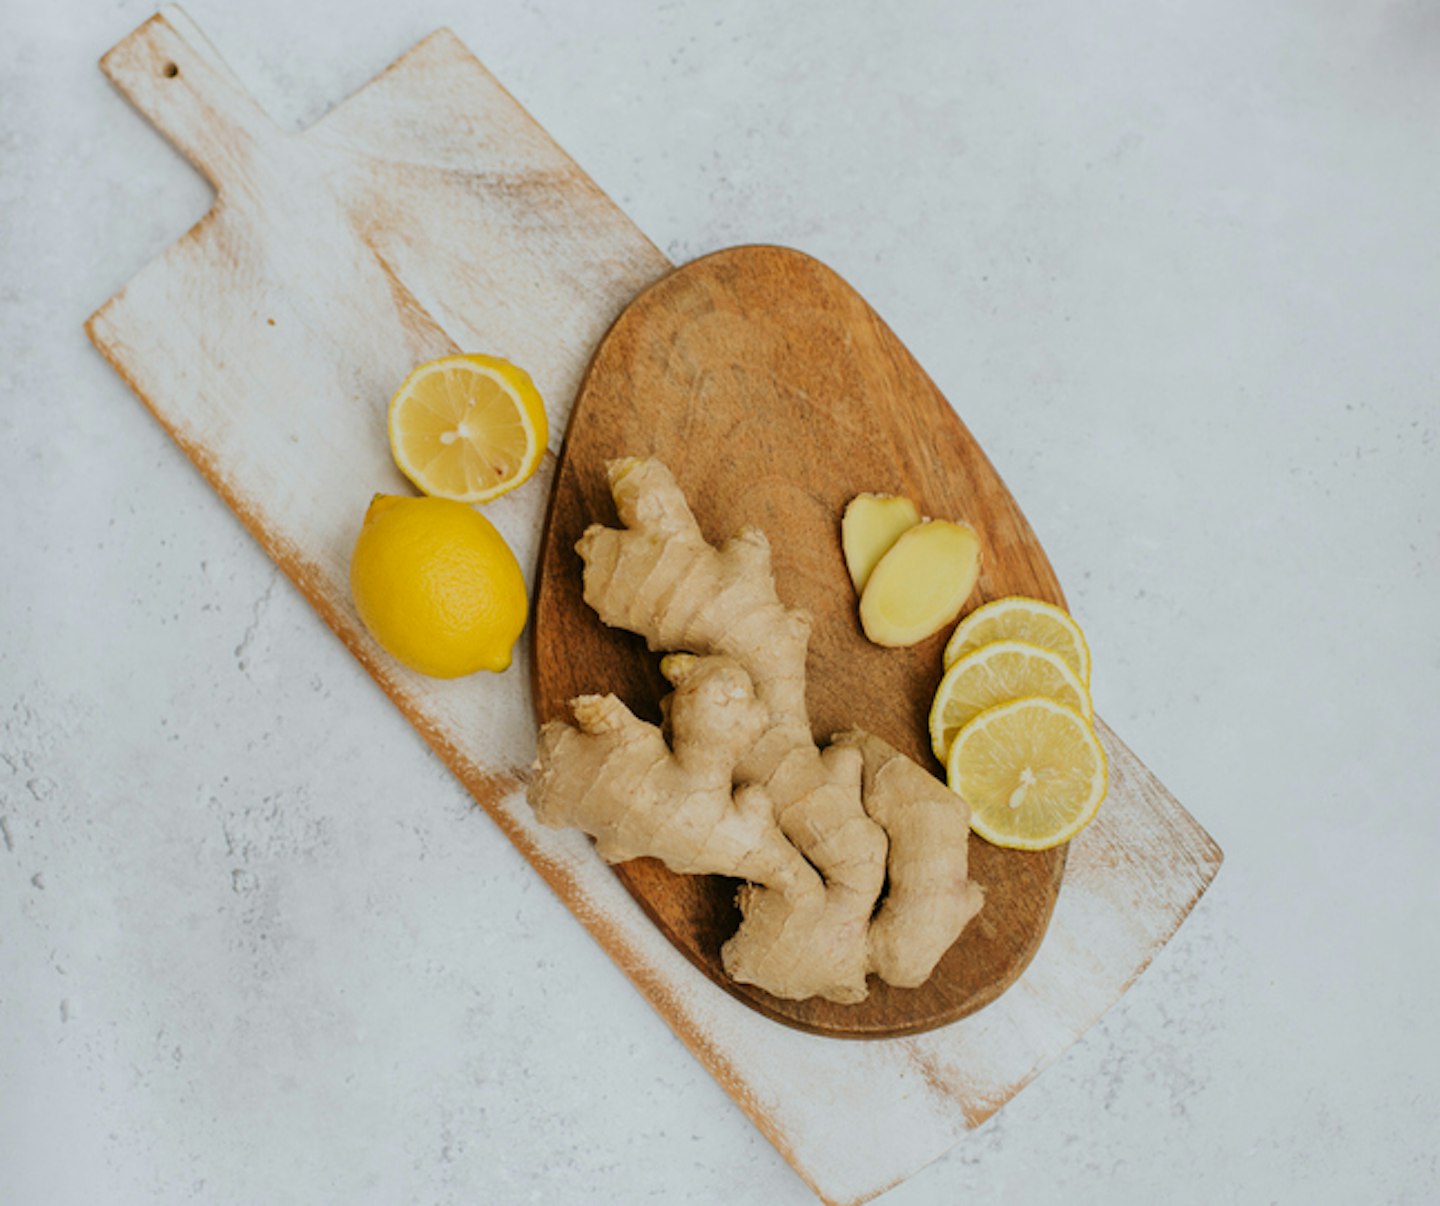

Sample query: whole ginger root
[529,457,982,1003]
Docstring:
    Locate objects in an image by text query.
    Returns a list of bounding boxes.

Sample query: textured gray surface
[3,1,1438,1203]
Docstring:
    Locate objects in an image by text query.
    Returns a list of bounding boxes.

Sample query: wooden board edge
[956,864,1222,1135]
[954,727,1223,1132]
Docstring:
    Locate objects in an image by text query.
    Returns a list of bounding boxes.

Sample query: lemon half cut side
[388,354,548,504]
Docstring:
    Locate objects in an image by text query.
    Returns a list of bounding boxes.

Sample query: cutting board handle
[101,6,278,193]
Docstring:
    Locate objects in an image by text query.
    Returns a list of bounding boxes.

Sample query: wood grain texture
[534,245,1068,1037]
[87,11,1221,1203]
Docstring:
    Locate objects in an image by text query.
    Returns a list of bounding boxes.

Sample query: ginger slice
[531,457,982,1004]
[842,493,921,593]
[858,519,981,647]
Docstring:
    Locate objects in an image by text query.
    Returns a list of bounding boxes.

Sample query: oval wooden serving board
[534,245,1069,1038]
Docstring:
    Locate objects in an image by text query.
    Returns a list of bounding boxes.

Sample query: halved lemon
[944,596,1091,684]
[388,354,548,503]
[946,696,1107,850]
[929,639,1091,763]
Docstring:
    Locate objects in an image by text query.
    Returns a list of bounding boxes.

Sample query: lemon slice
[947,697,1107,850]
[944,596,1091,684]
[929,639,1091,763]
[388,354,548,503]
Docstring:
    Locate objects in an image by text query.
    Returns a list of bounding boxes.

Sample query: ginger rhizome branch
[836,730,984,987]
[529,457,982,1003]
[532,653,817,896]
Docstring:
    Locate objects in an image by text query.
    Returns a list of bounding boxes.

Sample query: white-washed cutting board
[87,9,1221,1203]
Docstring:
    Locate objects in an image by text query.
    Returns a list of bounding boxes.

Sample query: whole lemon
[350,495,527,677]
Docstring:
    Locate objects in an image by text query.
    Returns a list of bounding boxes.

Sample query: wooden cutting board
[87,9,1222,1203]
[535,245,1070,1037]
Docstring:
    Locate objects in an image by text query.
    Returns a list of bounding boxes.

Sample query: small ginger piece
[842,493,921,593]
[530,457,983,1004]
[858,519,981,647]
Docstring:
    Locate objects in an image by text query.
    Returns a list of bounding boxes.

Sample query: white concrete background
[2,0,1437,1202]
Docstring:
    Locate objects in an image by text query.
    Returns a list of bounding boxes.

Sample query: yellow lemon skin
[350,495,528,678]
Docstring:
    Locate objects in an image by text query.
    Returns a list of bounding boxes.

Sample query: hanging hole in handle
[162,61,179,78]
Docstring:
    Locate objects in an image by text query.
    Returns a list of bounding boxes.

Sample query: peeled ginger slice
[842,494,921,592]
[859,519,982,647]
